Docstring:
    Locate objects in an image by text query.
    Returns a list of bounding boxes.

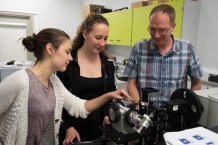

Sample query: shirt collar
[149,35,179,55]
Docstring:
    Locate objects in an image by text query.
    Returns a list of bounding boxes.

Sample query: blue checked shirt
[124,36,203,106]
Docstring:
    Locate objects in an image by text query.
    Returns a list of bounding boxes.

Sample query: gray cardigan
[0,69,89,145]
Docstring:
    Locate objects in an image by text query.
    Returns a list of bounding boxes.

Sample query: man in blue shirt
[124,4,203,105]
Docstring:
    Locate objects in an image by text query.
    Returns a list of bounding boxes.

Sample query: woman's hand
[85,89,133,113]
[63,127,80,145]
[109,89,133,101]
[103,116,110,125]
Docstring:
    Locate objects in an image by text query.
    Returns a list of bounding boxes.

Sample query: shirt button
[55,119,59,122]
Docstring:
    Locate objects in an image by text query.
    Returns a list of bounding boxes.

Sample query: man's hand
[63,127,80,145]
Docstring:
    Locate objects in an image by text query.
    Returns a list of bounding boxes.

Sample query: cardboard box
[162,0,176,2]
[147,0,175,5]
[131,1,148,8]
[147,0,163,5]
[83,4,104,17]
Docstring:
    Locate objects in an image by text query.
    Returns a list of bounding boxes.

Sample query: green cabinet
[132,5,155,45]
[102,9,132,46]
[102,0,184,46]
[132,0,184,45]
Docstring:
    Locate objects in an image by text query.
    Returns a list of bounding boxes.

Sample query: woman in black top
[57,13,116,145]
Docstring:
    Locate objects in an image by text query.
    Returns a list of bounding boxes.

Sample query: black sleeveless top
[74,76,104,141]
[78,76,103,100]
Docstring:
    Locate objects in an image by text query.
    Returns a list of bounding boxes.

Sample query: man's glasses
[147,25,171,35]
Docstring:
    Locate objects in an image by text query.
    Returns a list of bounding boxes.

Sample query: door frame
[0,11,39,60]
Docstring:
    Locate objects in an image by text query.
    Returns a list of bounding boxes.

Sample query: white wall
[181,0,201,49]
[197,0,218,75]
[0,0,83,38]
